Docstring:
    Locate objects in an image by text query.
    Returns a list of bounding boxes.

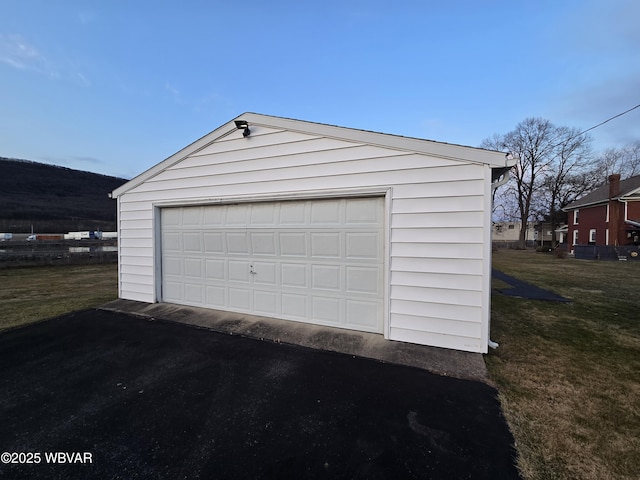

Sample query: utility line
[575,102,640,138]
[504,103,640,154]
[541,102,640,151]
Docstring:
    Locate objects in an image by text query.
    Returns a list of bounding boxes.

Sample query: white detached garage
[111,113,510,354]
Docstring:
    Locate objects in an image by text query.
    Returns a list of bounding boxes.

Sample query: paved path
[0,310,520,479]
[492,269,570,302]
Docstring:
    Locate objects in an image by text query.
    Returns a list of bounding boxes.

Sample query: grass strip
[0,264,118,331]
[489,249,640,480]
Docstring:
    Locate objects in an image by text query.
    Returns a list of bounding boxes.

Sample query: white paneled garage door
[160,197,384,333]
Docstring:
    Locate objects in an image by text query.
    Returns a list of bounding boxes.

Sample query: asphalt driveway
[0,310,520,479]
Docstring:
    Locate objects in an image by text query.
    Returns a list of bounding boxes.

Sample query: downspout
[623,199,629,222]
[488,155,517,350]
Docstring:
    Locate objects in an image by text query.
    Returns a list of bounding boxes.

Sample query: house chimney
[609,173,621,199]
[609,173,624,246]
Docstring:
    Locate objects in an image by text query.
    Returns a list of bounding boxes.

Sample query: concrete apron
[100,299,488,382]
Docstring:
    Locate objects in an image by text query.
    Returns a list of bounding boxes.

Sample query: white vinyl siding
[116,122,497,353]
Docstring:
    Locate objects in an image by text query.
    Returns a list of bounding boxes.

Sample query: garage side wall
[117,126,490,353]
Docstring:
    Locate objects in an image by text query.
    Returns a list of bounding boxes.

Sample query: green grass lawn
[0,264,118,331]
[489,249,640,480]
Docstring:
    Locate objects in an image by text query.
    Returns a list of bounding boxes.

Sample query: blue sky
[1,0,639,179]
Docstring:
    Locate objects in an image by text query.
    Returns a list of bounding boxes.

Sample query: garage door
[160,197,384,333]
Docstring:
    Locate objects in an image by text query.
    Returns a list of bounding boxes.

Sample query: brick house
[564,174,640,253]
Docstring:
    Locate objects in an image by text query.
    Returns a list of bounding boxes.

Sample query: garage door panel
[203,205,224,225]
[163,232,181,251]
[226,233,249,254]
[161,197,384,334]
[254,290,277,315]
[229,260,251,282]
[312,296,341,323]
[205,259,225,279]
[280,233,307,256]
[279,202,306,224]
[281,263,307,287]
[229,288,251,309]
[206,286,225,306]
[182,207,202,225]
[311,232,341,257]
[253,262,277,285]
[163,281,182,302]
[204,233,224,253]
[282,293,307,317]
[183,233,202,252]
[312,264,341,290]
[346,197,381,223]
[225,204,249,224]
[250,203,277,225]
[162,208,182,226]
[311,200,341,224]
[163,257,182,276]
[347,300,382,331]
[184,258,203,278]
[346,232,379,259]
[251,232,277,255]
[346,266,380,294]
[184,283,203,303]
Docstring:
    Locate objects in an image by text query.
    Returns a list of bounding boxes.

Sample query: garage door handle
[250,265,257,275]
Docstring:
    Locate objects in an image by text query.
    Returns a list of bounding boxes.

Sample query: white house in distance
[492,222,536,245]
[111,113,512,354]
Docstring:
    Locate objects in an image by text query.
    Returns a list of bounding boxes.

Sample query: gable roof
[112,112,509,198]
[564,174,640,210]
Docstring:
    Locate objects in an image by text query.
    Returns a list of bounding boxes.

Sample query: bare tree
[537,127,594,246]
[482,118,557,248]
[482,119,597,248]
[626,141,640,177]
[594,142,640,183]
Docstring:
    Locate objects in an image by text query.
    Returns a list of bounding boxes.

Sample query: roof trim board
[112,112,508,198]
[621,185,640,200]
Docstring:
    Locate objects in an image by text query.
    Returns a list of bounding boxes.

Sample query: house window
[589,229,596,244]
[573,230,579,245]
[606,229,609,245]
[606,204,609,223]
[573,210,580,225]
[508,224,515,230]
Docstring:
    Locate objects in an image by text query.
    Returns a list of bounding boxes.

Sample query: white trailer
[64,231,93,240]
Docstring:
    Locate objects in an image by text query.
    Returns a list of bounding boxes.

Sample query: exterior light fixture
[234,120,251,137]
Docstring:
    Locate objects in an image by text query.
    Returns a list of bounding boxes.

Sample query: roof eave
[563,199,607,211]
[240,113,508,167]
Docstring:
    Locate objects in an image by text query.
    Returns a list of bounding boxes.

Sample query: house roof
[111,112,509,198]
[563,174,640,210]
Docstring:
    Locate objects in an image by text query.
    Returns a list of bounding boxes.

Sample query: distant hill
[0,157,127,233]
